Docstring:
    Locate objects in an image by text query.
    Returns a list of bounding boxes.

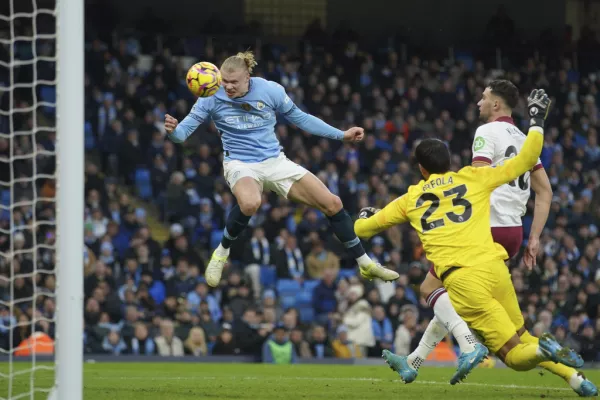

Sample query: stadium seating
[276,279,302,296]
[134,168,152,200]
[260,265,277,289]
[338,269,357,280]
[210,230,224,250]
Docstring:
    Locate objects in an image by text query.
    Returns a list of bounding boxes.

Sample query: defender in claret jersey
[404,81,597,396]
[355,90,586,385]
[164,51,398,288]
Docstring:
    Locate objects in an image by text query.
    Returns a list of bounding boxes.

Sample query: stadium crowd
[1,21,600,363]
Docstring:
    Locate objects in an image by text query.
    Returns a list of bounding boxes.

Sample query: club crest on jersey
[241,103,252,112]
[256,101,265,110]
[474,137,486,151]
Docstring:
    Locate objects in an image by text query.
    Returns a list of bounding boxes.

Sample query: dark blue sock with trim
[327,209,366,259]
[221,205,252,249]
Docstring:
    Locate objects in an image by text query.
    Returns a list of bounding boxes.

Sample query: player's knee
[238,196,261,216]
[321,195,343,216]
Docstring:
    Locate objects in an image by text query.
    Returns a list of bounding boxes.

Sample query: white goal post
[54,0,84,397]
[0,0,83,398]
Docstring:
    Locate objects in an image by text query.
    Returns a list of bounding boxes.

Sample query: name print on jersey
[422,176,454,192]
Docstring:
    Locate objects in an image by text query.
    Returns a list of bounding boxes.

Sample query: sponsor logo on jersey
[241,103,252,111]
[473,137,486,151]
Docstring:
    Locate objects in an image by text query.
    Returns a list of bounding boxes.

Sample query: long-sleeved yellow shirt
[355,127,544,278]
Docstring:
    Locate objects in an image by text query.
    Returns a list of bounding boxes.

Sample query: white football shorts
[223,153,308,198]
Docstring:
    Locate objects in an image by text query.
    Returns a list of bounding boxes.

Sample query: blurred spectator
[233,308,270,359]
[394,307,419,356]
[102,330,128,355]
[184,326,208,356]
[306,234,340,279]
[155,319,184,356]
[308,325,334,358]
[289,328,312,358]
[369,305,394,357]
[212,324,237,355]
[343,285,375,354]
[332,325,362,358]
[128,322,156,355]
[262,325,297,364]
[312,268,338,324]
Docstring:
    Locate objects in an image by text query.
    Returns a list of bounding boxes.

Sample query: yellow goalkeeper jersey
[355,127,544,279]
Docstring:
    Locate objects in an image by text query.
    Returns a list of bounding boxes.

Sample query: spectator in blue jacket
[369,304,394,357]
[312,268,338,325]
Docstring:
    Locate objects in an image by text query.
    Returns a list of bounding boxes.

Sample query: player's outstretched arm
[354,196,409,239]
[282,106,365,142]
[165,98,212,143]
[481,89,551,190]
[165,114,200,143]
[269,81,364,143]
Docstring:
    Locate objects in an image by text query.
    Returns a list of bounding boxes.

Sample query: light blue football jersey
[170,77,344,163]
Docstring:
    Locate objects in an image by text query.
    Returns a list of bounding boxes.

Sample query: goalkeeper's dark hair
[488,79,519,109]
[415,139,451,174]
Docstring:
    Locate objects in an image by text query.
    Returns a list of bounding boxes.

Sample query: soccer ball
[186,62,222,97]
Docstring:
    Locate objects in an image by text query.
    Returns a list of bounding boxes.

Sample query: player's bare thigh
[287,172,343,217]
[231,177,263,216]
[420,270,443,300]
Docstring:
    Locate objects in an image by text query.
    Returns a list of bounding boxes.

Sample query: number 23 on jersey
[416,184,473,233]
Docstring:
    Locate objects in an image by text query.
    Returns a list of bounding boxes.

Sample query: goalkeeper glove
[527,89,551,129]
[358,207,380,219]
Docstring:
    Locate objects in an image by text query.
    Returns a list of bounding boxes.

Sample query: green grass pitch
[1,362,599,399]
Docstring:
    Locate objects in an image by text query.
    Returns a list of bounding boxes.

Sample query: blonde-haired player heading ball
[355,89,587,385]
[164,51,399,288]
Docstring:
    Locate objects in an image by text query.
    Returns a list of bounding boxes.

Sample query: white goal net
[0,0,83,399]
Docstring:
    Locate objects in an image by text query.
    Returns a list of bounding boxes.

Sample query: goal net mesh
[0,0,58,398]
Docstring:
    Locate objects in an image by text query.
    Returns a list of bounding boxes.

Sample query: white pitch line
[91,375,573,391]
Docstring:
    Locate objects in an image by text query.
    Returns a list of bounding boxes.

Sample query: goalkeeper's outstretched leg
[518,328,598,397]
[444,262,584,379]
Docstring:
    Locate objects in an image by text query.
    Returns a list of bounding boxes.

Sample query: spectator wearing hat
[368,236,390,265]
[342,284,374,355]
[212,323,237,355]
[262,323,297,364]
[332,325,362,358]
